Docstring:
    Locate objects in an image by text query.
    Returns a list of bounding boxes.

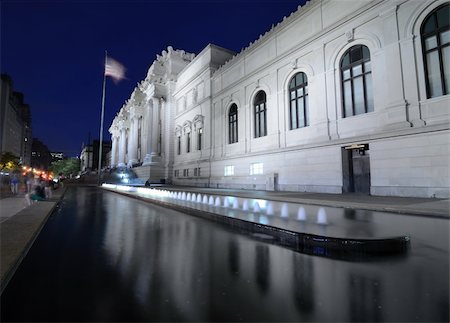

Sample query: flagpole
[97,50,107,186]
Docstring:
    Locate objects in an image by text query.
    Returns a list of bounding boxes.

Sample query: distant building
[31,138,52,170]
[80,140,111,171]
[0,74,32,166]
[109,0,449,198]
[50,152,65,162]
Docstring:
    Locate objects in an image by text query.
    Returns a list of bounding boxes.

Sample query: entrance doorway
[342,144,371,194]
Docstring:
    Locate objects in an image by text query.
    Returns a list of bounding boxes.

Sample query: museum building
[109,0,450,198]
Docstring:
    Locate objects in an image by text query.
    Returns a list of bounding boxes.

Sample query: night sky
[1,0,306,157]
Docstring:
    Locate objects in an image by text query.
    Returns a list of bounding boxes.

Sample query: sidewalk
[157,186,450,218]
[0,187,66,294]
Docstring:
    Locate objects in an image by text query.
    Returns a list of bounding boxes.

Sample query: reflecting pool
[1,186,448,322]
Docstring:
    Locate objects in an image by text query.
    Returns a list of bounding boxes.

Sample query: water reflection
[293,254,314,314]
[255,245,270,293]
[228,240,240,278]
[1,187,448,322]
[349,273,383,322]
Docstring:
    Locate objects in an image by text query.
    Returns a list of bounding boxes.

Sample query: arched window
[254,91,267,138]
[288,72,309,129]
[228,104,238,144]
[341,45,374,117]
[421,3,450,98]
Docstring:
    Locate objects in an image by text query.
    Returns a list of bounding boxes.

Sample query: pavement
[152,186,450,218]
[0,187,66,294]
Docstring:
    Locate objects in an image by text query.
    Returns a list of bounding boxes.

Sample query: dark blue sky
[1,0,305,157]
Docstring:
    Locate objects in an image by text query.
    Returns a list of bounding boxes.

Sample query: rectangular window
[224,165,234,176]
[197,128,202,150]
[187,133,191,153]
[177,136,181,155]
[250,162,263,175]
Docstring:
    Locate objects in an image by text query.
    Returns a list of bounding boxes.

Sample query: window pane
[362,45,370,59]
[255,113,260,137]
[364,61,371,73]
[298,99,304,127]
[423,15,436,34]
[350,46,362,63]
[437,5,450,29]
[297,87,304,97]
[341,53,350,67]
[344,81,353,117]
[290,90,296,100]
[290,100,297,129]
[353,76,365,115]
[352,64,362,76]
[343,69,351,80]
[304,95,309,126]
[442,46,450,94]
[427,51,443,97]
[440,30,450,45]
[296,73,303,85]
[425,36,438,50]
[365,74,374,112]
[262,109,267,136]
[289,78,296,89]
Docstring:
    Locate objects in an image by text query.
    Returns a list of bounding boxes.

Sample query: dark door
[342,145,371,194]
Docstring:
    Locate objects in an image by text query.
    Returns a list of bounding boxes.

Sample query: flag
[105,56,125,82]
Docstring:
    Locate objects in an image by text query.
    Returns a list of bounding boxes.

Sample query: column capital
[118,119,130,131]
[130,106,145,120]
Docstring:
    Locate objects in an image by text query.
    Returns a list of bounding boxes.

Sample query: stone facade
[109,0,450,198]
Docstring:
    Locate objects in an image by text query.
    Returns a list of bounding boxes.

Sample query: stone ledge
[104,187,410,260]
[0,187,66,294]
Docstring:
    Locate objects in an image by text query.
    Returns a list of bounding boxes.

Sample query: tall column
[143,99,154,165]
[151,97,160,156]
[111,134,118,167]
[127,116,138,167]
[118,126,127,167]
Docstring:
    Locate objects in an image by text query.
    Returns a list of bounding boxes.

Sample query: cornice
[213,0,319,77]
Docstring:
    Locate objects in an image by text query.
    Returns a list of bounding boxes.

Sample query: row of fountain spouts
[160,190,329,225]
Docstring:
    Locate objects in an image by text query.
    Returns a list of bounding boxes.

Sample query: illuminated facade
[110,0,450,198]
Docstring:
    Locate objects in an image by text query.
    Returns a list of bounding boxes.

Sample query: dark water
[1,186,448,322]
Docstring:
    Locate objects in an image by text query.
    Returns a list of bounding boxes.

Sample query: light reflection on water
[1,186,448,322]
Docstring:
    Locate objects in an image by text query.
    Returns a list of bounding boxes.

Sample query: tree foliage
[49,158,80,176]
[0,152,20,171]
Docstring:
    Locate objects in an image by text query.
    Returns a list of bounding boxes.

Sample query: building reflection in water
[349,273,383,322]
[228,240,240,278]
[293,254,314,314]
[255,245,270,293]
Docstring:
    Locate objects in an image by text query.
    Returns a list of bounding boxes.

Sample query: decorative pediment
[193,114,204,129]
[175,125,182,137]
[182,120,192,134]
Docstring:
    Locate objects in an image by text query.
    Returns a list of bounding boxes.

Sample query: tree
[0,152,20,171]
[49,158,80,176]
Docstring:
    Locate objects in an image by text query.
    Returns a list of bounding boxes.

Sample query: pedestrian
[10,174,19,195]
[44,179,52,199]
[26,173,33,193]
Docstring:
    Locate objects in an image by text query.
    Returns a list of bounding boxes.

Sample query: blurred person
[26,173,33,193]
[10,174,19,195]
